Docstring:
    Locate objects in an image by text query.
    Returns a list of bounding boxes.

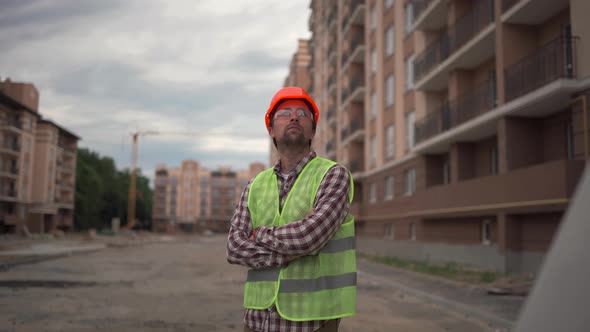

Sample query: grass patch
[358,253,499,284]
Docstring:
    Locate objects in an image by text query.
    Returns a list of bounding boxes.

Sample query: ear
[268,126,276,139]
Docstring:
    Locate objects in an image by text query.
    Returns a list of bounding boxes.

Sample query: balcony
[55,196,74,207]
[56,180,74,190]
[0,119,23,133]
[0,166,18,178]
[416,77,496,144]
[0,143,20,155]
[341,76,365,106]
[342,117,365,146]
[413,0,448,31]
[0,188,17,201]
[504,36,575,102]
[342,0,365,34]
[502,0,569,25]
[341,27,365,72]
[61,148,76,159]
[414,0,495,91]
[60,164,75,174]
[414,159,584,217]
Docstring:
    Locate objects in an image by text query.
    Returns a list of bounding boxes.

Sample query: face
[269,99,315,149]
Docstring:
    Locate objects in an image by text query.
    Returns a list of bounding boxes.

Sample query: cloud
[0,0,310,182]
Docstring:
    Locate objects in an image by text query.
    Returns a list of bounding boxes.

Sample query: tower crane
[125,130,264,230]
[126,130,158,230]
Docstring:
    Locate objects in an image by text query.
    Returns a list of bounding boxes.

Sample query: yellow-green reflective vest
[244,157,356,321]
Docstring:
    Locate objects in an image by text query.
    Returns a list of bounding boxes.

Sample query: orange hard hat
[265,87,319,131]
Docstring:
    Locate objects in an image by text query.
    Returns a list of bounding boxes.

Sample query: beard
[277,129,307,150]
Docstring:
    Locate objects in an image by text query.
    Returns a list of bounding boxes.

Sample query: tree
[74,148,153,231]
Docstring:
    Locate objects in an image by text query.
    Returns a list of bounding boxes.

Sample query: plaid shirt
[227,151,351,332]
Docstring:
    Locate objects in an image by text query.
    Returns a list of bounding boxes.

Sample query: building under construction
[279,0,590,274]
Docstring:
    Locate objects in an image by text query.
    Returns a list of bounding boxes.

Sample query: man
[227,87,356,332]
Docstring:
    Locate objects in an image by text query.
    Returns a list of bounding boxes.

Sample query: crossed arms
[226,166,351,269]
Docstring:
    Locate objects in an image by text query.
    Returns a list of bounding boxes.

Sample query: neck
[279,148,310,173]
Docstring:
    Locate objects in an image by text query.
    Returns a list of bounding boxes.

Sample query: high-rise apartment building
[152,161,265,233]
[0,79,79,234]
[302,0,589,273]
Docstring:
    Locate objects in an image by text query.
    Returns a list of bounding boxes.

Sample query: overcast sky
[0,0,311,182]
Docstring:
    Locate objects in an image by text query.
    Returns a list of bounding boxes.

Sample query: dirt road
[0,235,495,331]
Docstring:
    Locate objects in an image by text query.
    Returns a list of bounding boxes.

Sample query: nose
[289,113,300,122]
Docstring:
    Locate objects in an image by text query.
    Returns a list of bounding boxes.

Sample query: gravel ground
[0,234,516,331]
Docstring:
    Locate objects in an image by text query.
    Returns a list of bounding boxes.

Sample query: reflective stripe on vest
[280,272,357,293]
[247,268,281,282]
[246,235,356,282]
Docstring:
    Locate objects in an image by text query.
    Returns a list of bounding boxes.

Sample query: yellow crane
[125,130,264,230]
[126,130,158,230]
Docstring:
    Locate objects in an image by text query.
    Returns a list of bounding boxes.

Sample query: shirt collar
[273,151,317,177]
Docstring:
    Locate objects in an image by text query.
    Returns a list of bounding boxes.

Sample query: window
[369,182,377,203]
[482,219,492,245]
[385,26,395,56]
[405,54,415,90]
[386,75,394,106]
[371,49,377,73]
[385,175,394,200]
[370,136,377,168]
[370,93,377,119]
[409,223,416,241]
[386,125,395,158]
[385,0,394,10]
[405,3,414,34]
[405,111,415,150]
[405,168,416,196]
[385,224,395,240]
[491,146,498,175]
[370,6,377,30]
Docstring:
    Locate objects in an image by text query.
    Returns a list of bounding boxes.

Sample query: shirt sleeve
[226,179,287,269]
[254,165,351,256]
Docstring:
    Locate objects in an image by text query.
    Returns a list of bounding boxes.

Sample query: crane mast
[124,130,263,231]
[126,133,139,230]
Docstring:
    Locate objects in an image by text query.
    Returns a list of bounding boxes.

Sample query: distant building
[0,78,79,234]
[152,161,265,233]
